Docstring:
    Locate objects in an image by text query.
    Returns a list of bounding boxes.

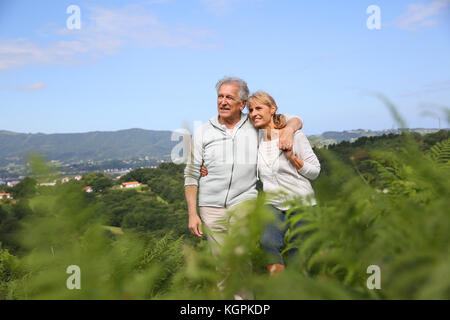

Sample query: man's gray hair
[215,76,249,102]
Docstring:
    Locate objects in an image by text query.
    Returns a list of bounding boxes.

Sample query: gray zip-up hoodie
[184,113,258,208]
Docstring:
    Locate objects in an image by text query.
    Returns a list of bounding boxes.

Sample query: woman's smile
[248,103,274,129]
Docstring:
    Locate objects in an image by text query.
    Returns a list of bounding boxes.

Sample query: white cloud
[15,82,46,91]
[200,0,260,15]
[201,0,233,13]
[398,80,450,98]
[0,5,216,71]
[393,0,450,30]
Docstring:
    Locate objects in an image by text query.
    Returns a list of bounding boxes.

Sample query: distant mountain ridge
[308,128,443,147]
[0,127,445,166]
[0,128,177,166]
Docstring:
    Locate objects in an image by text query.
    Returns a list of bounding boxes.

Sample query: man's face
[217,83,246,121]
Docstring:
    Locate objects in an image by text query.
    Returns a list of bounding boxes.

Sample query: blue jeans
[260,205,306,266]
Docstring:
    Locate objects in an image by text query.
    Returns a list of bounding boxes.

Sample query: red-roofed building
[61,177,71,183]
[83,186,93,193]
[0,193,12,200]
[120,181,141,189]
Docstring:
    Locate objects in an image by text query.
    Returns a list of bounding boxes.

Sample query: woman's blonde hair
[247,91,286,129]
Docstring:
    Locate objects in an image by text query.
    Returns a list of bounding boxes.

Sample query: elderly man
[184,77,303,251]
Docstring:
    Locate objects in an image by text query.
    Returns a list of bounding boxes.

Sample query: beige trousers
[199,204,253,298]
[199,206,230,258]
[199,204,248,257]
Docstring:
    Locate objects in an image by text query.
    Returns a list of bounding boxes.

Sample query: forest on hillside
[0,128,176,166]
[0,129,449,299]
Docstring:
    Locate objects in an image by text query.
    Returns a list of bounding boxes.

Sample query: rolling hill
[0,128,177,166]
[0,127,444,166]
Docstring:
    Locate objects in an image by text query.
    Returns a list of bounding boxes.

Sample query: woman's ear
[271,104,277,116]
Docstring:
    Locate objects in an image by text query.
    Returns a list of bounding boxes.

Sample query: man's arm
[184,129,204,238]
[279,115,303,151]
[185,185,203,238]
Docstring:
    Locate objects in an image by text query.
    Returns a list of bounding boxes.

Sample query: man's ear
[240,99,247,111]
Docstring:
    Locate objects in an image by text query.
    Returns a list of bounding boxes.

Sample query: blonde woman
[247,91,320,275]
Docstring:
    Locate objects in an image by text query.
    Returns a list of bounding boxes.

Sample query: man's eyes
[218,95,236,100]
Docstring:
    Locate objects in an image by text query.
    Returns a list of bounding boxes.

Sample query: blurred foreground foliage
[0,125,449,299]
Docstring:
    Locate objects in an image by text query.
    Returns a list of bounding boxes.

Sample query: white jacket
[258,130,320,209]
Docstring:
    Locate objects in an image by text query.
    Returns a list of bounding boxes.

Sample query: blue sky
[0,0,449,135]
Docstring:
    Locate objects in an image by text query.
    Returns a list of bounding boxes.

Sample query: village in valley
[83,180,142,193]
[0,172,146,202]
[0,158,168,202]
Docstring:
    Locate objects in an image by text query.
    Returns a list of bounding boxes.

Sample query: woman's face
[248,100,276,129]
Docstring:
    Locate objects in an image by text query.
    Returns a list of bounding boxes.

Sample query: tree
[11,177,37,198]
[82,172,113,193]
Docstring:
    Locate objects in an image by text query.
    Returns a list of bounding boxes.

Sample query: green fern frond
[428,138,450,167]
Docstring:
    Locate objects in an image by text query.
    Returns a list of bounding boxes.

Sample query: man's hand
[200,165,208,177]
[279,116,303,150]
[278,127,295,151]
[189,214,203,238]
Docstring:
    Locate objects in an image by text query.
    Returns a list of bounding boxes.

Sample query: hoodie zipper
[209,115,247,209]
[223,135,234,208]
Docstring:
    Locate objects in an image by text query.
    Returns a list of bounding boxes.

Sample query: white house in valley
[7,181,20,187]
[0,193,12,200]
[61,177,71,183]
[39,181,56,186]
[120,181,141,189]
